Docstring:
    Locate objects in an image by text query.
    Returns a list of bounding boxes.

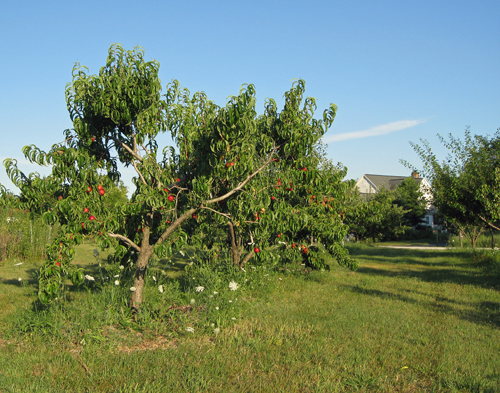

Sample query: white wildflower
[119,265,124,270]
[241,268,246,272]
[158,285,164,293]
[152,276,156,282]
[179,251,185,257]
[114,280,119,286]
[114,274,119,278]
[18,277,22,282]
[231,317,236,320]
[213,328,220,335]
[186,327,194,333]
[229,281,238,291]
[213,291,218,295]
[85,275,95,281]
[278,278,283,281]
[229,300,233,303]
[130,286,136,292]
[195,286,204,292]
[190,299,195,304]
[215,307,219,310]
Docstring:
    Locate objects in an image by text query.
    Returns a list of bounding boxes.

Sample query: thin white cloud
[324,119,426,143]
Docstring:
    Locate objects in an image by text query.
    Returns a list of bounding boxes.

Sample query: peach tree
[5,44,355,310]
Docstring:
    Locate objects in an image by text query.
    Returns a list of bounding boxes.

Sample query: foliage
[4,44,355,309]
[343,187,409,242]
[407,127,500,248]
[393,177,427,228]
[103,180,128,209]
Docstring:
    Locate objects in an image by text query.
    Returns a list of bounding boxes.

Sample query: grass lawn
[0,243,499,392]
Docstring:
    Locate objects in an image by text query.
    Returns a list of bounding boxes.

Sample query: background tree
[393,177,427,228]
[5,44,356,310]
[408,128,500,248]
[343,187,408,242]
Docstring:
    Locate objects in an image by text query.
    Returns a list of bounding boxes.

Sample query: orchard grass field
[0,243,499,392]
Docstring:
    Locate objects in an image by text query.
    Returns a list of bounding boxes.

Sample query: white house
[355,172,436,226]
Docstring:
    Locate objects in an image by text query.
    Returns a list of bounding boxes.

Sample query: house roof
[360,174,423,192]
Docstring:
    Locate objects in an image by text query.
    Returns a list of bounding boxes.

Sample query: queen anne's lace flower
[158,285,164,293]
[229,281,238,291]
[114,280,119,286]
[195,286,204,292]
[85,275,95,281]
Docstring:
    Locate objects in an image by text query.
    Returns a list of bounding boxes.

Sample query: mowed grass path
[0,244,499,392]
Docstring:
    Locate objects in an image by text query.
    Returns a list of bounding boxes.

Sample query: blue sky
[1,0,498,194]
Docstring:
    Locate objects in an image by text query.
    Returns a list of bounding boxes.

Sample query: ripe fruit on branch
[87,186,92,193]
[271,196,276,201]
[254,247,260,253]
[168,195,175,202]
[163,188,169,193]
[192,214,197,219]
[58,196,63,200]
[89,215,96,221]
[91,137,96,142]
[56,262,61,267]
[83,208,90,213]
[99,188,105,196]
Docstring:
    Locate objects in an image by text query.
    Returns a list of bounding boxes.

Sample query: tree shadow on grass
[347,246,499,289]
[339,283,500,329]
[347,246,473,267]
[356,265,499,289]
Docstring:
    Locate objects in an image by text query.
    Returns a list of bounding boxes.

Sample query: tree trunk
[227,222,241,267]
[130,247,154,312]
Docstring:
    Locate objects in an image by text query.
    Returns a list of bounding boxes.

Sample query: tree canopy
[4,44,356,309]
[407,127,500,247]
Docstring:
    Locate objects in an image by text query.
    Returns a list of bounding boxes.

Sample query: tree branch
[478,215,500,231]
[205,143,282,205]
[110,136,143,162]
[108,233,141,252]
[200,206,232,219]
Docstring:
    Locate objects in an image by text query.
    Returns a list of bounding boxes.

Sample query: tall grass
[0,207,58,262]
